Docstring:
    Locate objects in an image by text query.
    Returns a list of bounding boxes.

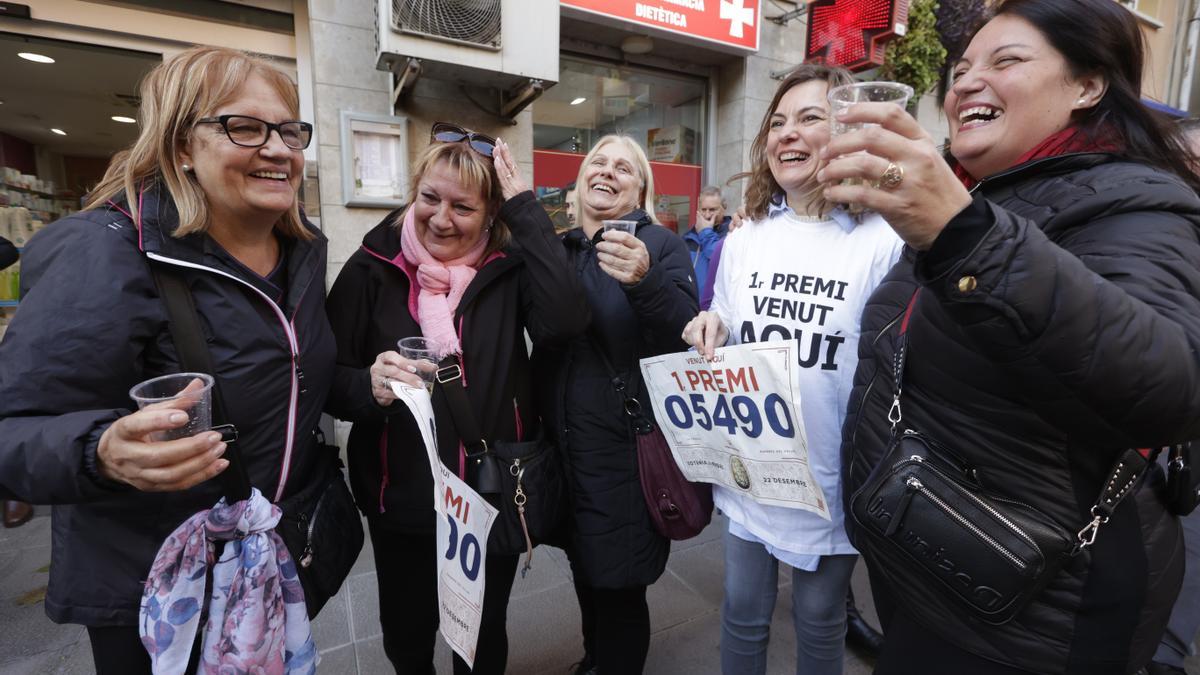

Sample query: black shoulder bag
[1165,441,1200,516]
[849,289,1147,625]
[435,355,563,573]
[152,264,363,618]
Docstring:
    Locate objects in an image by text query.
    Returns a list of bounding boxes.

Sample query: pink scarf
[399,206,488,356]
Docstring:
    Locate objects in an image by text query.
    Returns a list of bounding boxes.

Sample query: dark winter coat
[535,211,698,589]
[0,184,340,626]
[842,153,1200,674]
[325,191,588,532]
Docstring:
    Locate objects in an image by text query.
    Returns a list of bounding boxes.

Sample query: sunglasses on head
[431,122,496,157]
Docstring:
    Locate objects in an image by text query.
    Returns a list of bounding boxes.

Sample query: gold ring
[879,162,904,190]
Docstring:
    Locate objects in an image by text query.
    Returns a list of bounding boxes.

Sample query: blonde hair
[572,135,658,226]
[85,46,312,240]
[744,64,854,221]
[401,139,510,256]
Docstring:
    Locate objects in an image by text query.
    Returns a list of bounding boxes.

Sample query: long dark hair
[744,64,854,220]
[962,0,1200,192]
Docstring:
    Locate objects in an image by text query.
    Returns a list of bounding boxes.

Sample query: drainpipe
[1179,0,1200,113]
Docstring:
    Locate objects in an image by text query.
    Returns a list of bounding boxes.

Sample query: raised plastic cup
[601,219,638,235]
[827,81,915,140]
[398,337,439,391]
[129,372,214,441]
[826,81,914,210]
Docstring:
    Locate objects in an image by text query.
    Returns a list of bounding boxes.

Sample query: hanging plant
[878,0,948,101]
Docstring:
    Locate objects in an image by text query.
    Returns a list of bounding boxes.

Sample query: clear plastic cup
[827,81,915,141]
[398,337,439,391]
[826,81,914,211]
[601,220,638,235]
[128,372,214,441]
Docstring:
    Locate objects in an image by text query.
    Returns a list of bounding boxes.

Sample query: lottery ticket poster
[393,383,498,667]
[639,342,831,519]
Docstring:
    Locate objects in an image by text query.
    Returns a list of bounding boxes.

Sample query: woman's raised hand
[493,138,530,201]
[597,231,651,285]
[818,102,972,250]
[682,311,729,361]
[96,386,228,492]
[369,350,436,405]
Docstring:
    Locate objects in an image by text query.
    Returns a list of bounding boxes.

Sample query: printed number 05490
[662,393,795,438]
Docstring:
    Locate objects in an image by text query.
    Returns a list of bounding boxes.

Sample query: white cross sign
[720,0,755,38]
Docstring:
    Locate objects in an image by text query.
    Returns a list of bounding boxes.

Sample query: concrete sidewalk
[1,509,1197,674]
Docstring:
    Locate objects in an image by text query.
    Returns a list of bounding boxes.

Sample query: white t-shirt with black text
[711,207,904,565]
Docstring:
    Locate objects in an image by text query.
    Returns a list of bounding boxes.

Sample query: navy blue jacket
[0,184,342,625]
[535,211,698,588]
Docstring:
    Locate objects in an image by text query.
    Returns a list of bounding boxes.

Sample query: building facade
[1,0,1198,292]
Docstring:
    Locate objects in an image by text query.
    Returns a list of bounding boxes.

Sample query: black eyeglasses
[195,114,313,150]
[430,121,495,157]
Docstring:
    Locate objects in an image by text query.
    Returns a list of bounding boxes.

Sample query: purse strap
[586,331,653,434]
[891,288,1147,555]
[434,355,490,460]
[151,264,252,503]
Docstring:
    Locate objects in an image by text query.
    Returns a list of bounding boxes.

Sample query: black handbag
[849,290,1147,625]
[152,264,364,618]
[275,439,365,617]
[435,356,564,571]
[1165,441,1200,516]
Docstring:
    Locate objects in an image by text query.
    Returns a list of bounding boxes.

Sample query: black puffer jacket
[325,191,587,531]
[842,154,1200,674]
[0,185,340,626]
[535,212,698,589]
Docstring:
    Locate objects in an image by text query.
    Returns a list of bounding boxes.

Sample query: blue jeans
[720,527,857,675]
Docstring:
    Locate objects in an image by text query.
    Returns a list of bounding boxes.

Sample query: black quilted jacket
[842,153,1200,674]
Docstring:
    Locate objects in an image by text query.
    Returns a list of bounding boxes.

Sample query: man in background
[684,185,730,287]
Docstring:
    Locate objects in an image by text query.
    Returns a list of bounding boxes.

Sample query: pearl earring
[181,164,192,172]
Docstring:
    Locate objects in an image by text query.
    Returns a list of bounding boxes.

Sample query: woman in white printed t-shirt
[682,64,905,675]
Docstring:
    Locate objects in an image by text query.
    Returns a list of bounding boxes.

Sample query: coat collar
[110,180,326,316]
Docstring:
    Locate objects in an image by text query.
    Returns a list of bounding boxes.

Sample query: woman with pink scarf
[326,124,587,675]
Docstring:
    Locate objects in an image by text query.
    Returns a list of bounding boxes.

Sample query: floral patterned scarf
[139,488,317,674]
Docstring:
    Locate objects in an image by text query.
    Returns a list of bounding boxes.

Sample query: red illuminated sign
[804,0,910,73]
[561,0,760,52]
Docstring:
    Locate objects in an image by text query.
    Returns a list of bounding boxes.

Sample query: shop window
[532,56,706,235]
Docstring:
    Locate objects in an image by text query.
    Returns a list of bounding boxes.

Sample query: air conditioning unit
[376,0,559,117]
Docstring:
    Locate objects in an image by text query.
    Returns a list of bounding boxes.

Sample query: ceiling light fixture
[111,115,136,124]
[570,97,587,106]
[50,128,66,136]
[18,52,55,64]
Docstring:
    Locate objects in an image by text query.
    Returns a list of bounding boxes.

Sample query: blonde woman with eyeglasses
[0,46,347,672]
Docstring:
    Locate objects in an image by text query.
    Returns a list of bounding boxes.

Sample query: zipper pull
[297,366,308,395]
[885,476,922,537]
